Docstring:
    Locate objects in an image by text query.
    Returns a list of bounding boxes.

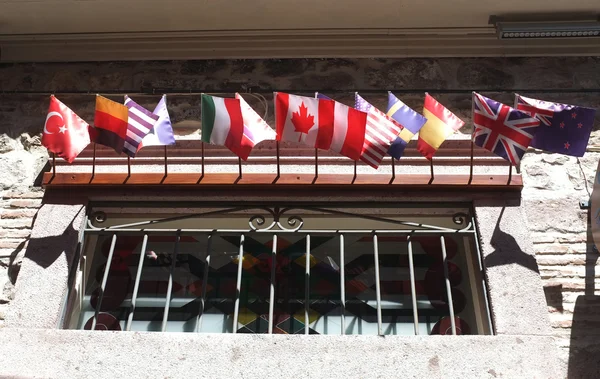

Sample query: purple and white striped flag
[123,96,160,157]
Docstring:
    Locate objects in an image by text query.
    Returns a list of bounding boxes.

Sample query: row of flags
[42,91,596,167]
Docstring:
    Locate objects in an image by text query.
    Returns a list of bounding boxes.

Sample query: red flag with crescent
[42,95,91,163]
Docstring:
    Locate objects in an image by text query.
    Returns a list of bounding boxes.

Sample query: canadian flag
[275,92,335,149]
[316,93,367,161]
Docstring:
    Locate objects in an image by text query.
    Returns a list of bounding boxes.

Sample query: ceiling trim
[1,28,600,62]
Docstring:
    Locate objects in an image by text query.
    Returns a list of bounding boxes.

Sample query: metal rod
[126,234,148,331]
[86,228,477,235]
[201,142,205,177]
[52,153,56,176]
[407,236,419,335]
[508,163,513,185]
[164,145,168,177]
[440,235,457,335]
[90,233,117,330]
[161,232,181,332]
[429,158,434,183]
[232,234,245,333]
[305,234,311,334]
[238,157,243,179]
[469,139,474,185]
[315,148,318,180]
[127,156,131,177]
[268,234,278,334]
[339,234,346,335]
[373,233,383,335]
[91,143,97,178]
[470,215,494,334]
[390,157,396,184]
[276,141,281,178]
[352,161,357,184]
[196,234,213,332]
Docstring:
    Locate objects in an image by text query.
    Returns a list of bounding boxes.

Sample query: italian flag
[201,94,244,150]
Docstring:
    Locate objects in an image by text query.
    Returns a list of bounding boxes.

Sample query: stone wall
[1,58,600,377]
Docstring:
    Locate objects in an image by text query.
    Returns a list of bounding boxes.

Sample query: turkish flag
[42,96,91,163]
[275,92,334,149]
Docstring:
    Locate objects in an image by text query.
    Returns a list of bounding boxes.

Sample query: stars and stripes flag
[472,92,540,166]
[354,93,403,169]
[515,94,596,157]
[123,96,159,157]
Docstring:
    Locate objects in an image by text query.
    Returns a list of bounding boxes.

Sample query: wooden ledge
[43,172,522,190]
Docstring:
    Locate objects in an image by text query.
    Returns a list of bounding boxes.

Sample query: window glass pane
[70,204,491,335]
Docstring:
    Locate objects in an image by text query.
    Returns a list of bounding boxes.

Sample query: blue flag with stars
[516,94,596,157]
[386,92,427,159]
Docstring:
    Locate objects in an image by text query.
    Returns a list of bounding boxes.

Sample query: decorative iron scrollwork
[248,207,304,232]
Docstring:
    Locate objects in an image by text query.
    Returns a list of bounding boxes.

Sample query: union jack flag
[515,95,554,126]
[472,93,540,166]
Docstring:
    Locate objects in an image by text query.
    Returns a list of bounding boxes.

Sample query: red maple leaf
[291,102,315,141]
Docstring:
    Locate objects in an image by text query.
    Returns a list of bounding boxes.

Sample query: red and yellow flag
[417,94,465,160]
[92,95,129,153]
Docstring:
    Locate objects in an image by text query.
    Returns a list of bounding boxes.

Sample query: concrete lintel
[0,329,561,379]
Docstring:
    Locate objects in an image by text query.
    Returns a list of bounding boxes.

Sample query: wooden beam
[43,172,522,190]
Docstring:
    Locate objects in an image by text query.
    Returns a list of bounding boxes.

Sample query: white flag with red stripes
[354,93,404,169]
[275,92,335,150]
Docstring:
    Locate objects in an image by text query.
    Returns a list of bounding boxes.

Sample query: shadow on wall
[484,207,540,274]
[568,210,600,379]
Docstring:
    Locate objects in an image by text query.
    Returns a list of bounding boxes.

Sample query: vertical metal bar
[268,234,278,334]
[373,233,383,335]
[232,234,245,333]
[390,157,395,184]
[126,234,148,331]
[315,148,318,179]
[164,145,168,177]
[339,234,346,335]
[90,233,117,330]
[440,236,457,335]
[201,142,205,177]
[276,141,281,179]
[352,161,357,184]
[469,91,475,185]
[52,153,56,176]
[471,215,494,334]
[91,143,96,178]
[507,163,513,185]
[429,158,434,184]
[161,233,180,332]
[127,156,131,177]
[196,234,213,332]
[407,236,419,335]
[305,234,311,334]
[238,157,243,178]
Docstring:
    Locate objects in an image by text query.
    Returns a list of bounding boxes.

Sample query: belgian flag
[92,95,129,154]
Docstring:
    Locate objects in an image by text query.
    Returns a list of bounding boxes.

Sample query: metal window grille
[63,203,493,336]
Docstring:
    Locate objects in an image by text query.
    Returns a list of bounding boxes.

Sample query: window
[64,203,492,336]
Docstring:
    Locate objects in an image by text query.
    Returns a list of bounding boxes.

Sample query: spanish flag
[92,95,129,153]
[417,93,465,160]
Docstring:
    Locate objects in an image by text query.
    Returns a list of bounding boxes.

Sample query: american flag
[123,96,159,157]
[355,93,403,169]
[472,92,540,166]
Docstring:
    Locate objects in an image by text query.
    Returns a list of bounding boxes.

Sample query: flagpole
[127,156,131,177]
[469,91,475,185]
[314,148,318,183]
[164,145,168,178]
[508,163,513,185]
[91,143,97,179]
[201,142,205,181]
[275,141,281,182]
[352,161,357,184]
[429,157,434,184]
[238,157,243,181]
[51,152,56,178]
[390,157,396,184]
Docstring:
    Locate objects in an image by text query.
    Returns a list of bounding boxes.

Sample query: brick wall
[1,58,600,377]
